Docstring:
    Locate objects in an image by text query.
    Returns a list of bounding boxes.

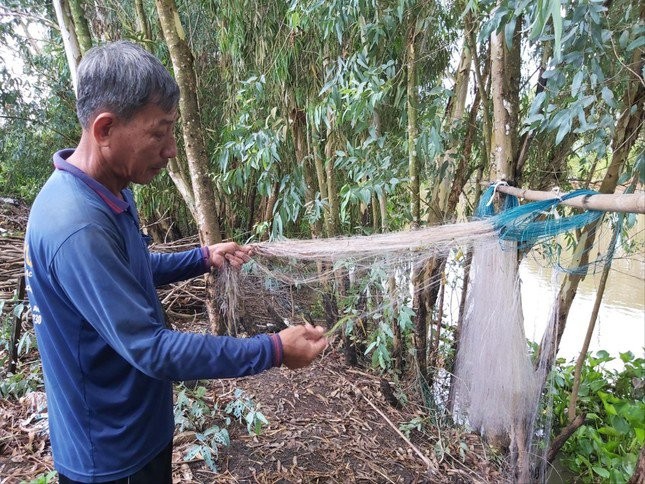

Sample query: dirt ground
[1,345,500,484]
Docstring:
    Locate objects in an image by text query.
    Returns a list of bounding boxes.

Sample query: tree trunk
[389,274,404,373]
[312,124,329,236]
[538,64,644,371]
[53,0,82,92]
[566,182,634,421]
[406,28,420,228]
[292,106,322,237]
[155,0,224,334]
[324,120,340,236]
[490,17,521,182]
[628,446,645,484]
[427,13,472,224]
[134,0,152,46]
[67,0,92,54]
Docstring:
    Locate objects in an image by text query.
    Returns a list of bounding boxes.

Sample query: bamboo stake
[495,185,645,214]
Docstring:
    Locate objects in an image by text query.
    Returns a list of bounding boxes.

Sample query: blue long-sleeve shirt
[24,149,282,482]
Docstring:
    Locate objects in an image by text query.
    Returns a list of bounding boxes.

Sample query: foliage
[551,350,645,482]
[0,300,43,399]
[173,384,268,471]
[21,471,57,484]
[224,388,269,435]
[173,383,230,471]
[0,0,78,202]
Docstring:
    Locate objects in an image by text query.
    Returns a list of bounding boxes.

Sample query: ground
[0,341,501,483]
[0,199,500,483]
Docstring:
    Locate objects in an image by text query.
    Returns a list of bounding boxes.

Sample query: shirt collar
[53,149,129,214]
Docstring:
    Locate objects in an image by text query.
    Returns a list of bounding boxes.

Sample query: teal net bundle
[476,184,604,249]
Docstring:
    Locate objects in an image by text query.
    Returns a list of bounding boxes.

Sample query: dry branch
[546,413,586,464]
[496,185,645,214]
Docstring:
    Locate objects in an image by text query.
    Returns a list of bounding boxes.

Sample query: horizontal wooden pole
[495,185,645,214]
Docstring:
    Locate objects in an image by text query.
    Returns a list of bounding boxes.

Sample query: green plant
[183,425,230,472]
[21,471,57,484]
[552,350,644,482]
[224,388,269,435]
[173,384,229,472]
[173,385,269,472]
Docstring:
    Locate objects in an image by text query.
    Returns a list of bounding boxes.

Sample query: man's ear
[91,112,117,147]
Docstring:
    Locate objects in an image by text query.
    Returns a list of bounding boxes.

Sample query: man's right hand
[278,323,328,369]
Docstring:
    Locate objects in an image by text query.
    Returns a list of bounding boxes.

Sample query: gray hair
[76,41,179,128]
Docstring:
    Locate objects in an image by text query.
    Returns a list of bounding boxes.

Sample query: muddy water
[520,215,645,363]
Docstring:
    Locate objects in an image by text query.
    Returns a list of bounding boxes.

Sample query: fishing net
[215,185,627,479]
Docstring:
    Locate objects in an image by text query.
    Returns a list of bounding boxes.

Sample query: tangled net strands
[253,220,496,263]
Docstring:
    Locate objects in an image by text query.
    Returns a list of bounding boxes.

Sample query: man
[24,40,327,483]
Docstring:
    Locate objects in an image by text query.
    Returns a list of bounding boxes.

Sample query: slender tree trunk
[448,165,484,412]
[53,0,82,92]
[292,107,322,237]
[538,68,644,371]
[324,120,340,236]
[156,0,221,244]
[490,14,526,476]
[378,192,387,232]
[389,274,404,373]
[406,28,420,228]
[567,215,622,421]
[312,125,329,236]
[134,0,152,46]
[156,0,225,334]
[67,0,92,53]
[428,14,473,224]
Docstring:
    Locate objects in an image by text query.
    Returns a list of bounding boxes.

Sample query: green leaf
[504,17,516,49]
[592,466,610,479]
[571,71,584,97]
[626,36,645,51]
[555,116,571,145]
[549,0,563,62]
[601,87,616,108]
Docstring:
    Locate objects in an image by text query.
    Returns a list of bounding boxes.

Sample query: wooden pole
[495,185,645,214]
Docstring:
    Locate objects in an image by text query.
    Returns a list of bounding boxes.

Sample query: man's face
[107,103,178,186]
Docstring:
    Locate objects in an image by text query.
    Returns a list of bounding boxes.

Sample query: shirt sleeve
[52,223,278,381]
[148,247,210,287]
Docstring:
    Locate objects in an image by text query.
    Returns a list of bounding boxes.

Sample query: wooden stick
[9,276,26,374]
[495,185,645,214]
[330,369,438,473]
[358,388,437,472]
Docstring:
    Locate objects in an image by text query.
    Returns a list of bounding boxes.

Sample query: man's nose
[162,134,177,159]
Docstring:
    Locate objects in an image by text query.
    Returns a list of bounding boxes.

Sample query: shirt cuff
[269,333,283,367]
[200,246,211,271]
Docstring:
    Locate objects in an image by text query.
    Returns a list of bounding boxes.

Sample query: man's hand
[207,242,253,270]
[279,323,328,369]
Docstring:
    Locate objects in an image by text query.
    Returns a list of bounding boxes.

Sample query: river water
[520,216,645,366]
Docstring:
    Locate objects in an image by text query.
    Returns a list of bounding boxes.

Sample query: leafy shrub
[552,350,644,482]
